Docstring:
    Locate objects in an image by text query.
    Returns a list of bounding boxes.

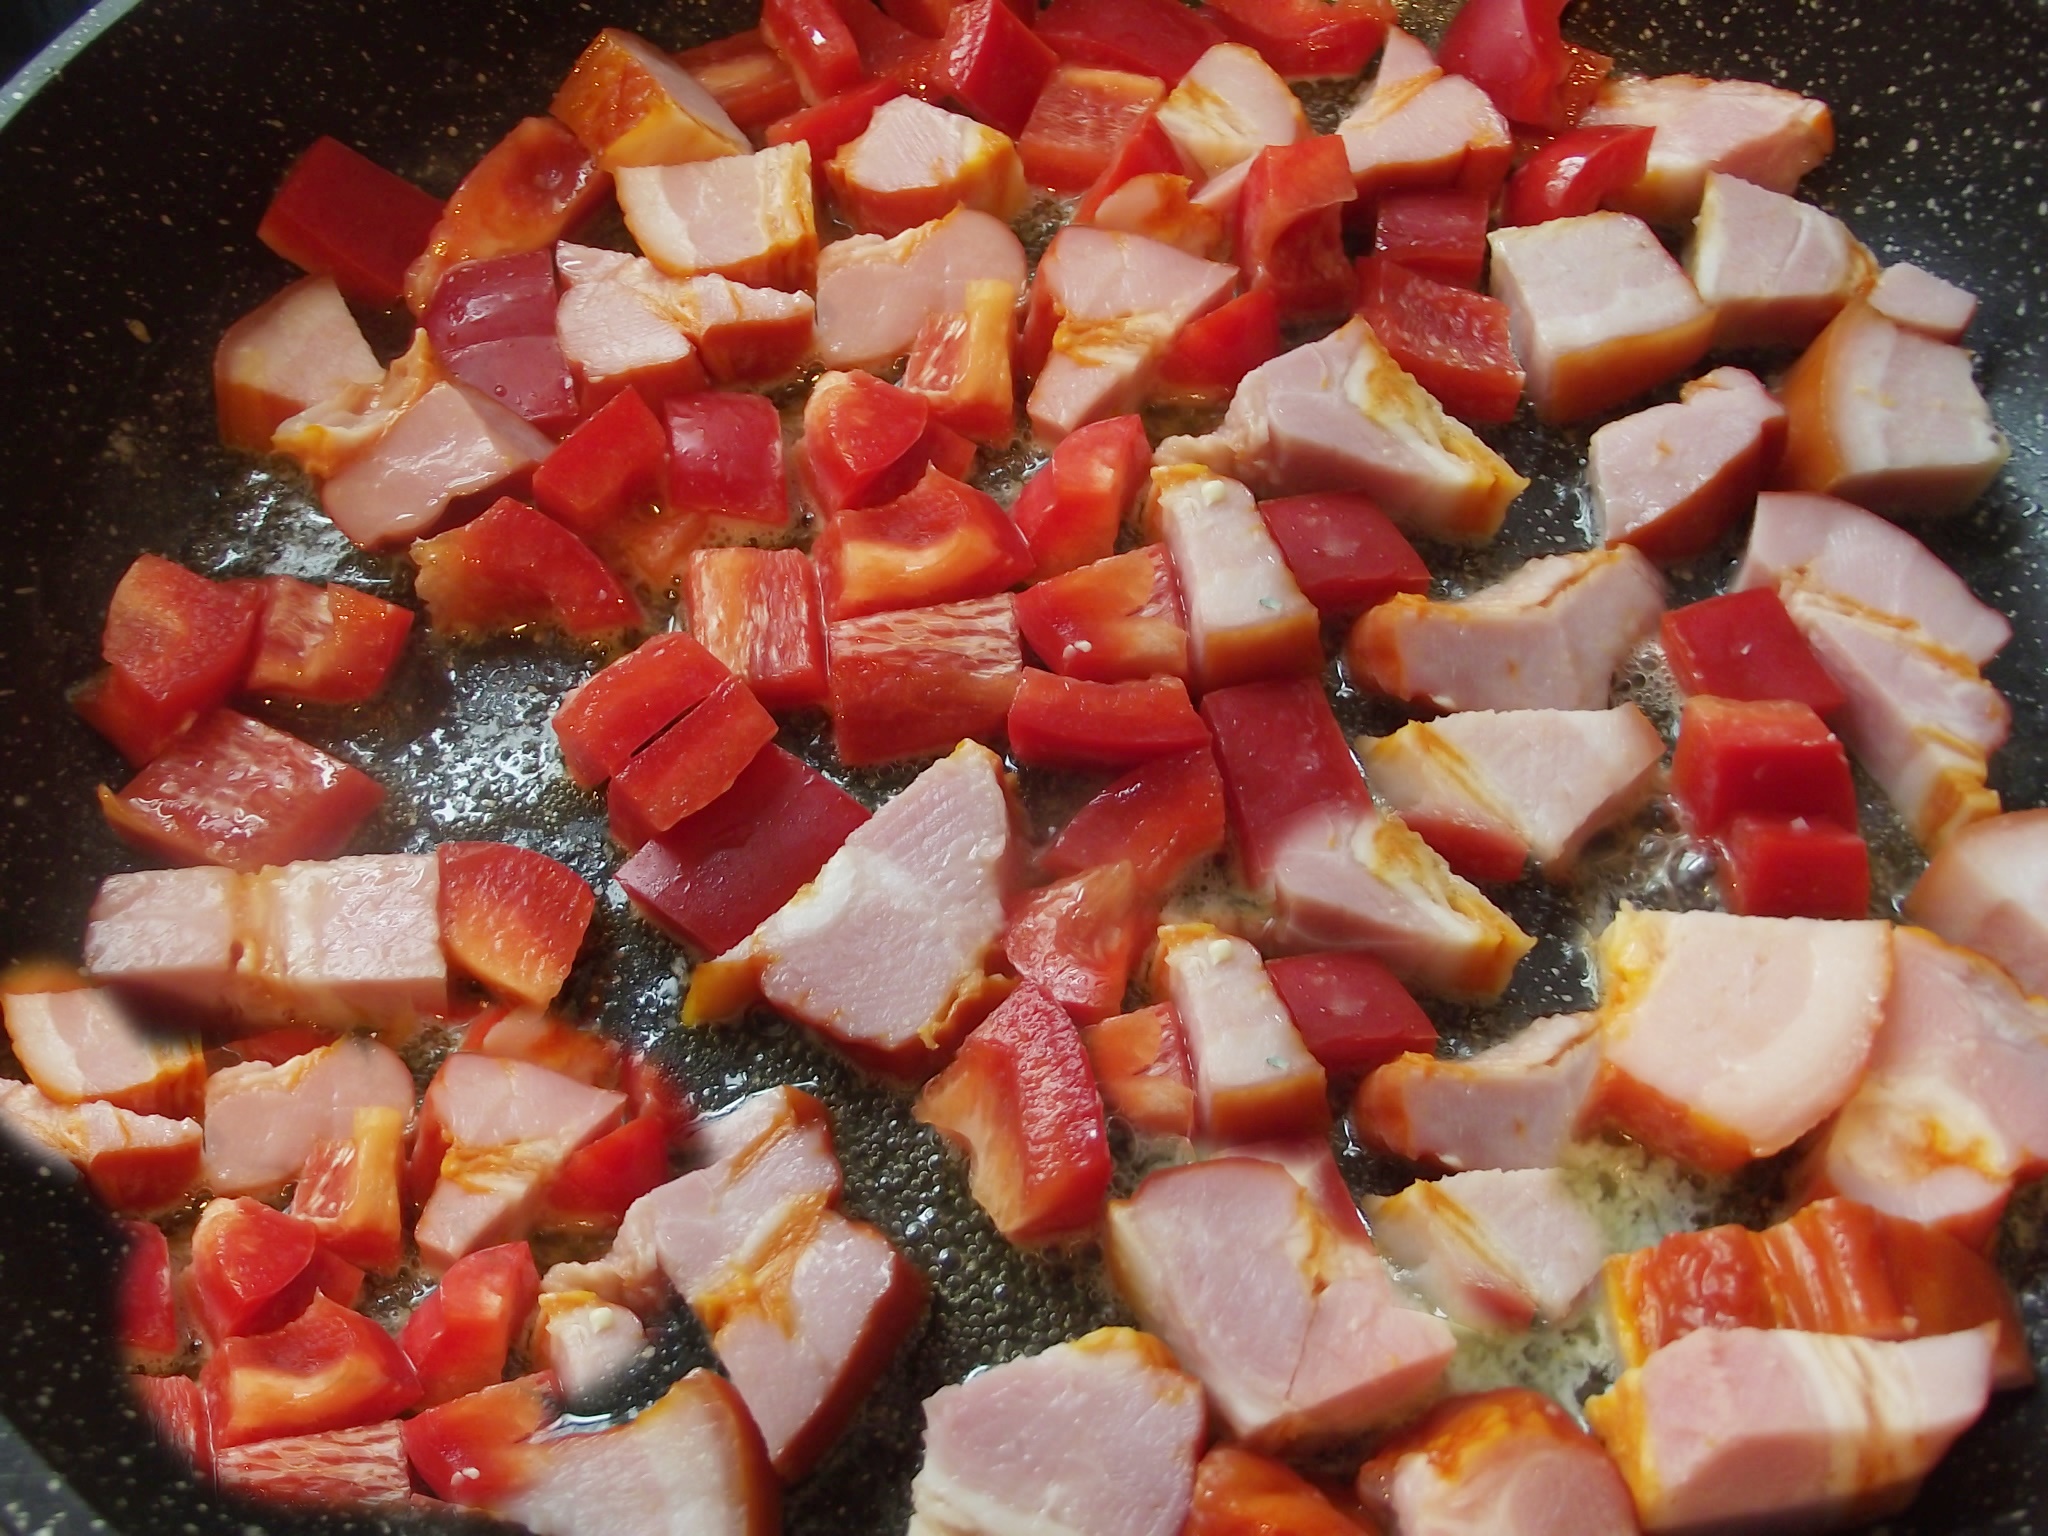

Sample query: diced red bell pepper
[816,468,1034,620]
[685,547,828,713]
[399,1242,542,1408]
[1670,697,1858,838]
[98,709,384,872]
[944,0,1060,138]
[1188,1445,1371,1536]
[1371,189,1491,288]
[839,0,954,98]
[827,594,1023,766]
[133,1374,211,1472]
[289,1105,405,1275]
[765,78,906,173]
[914,982,1111,1243]
[1038,0,1226,82]
[1500,123,1656,227]
[463,1006,623,1087]
[1660,588,1848,718]
[531,388,668,543]
[1201,678,1372,885]
[203,1292,424,1449]
[623,1051,696,1143]
[1551,40,1614,130]
[608,676,779,847]
[1719,815,1871,920]
[424,252,578,437]
[437,842,597,1008]
[96,554,262,762]
[677,28,806,133]
[551,632,731,790]
[1203,0,1392,79]
[1015,544,1188,684]
[1041,745,1226,895]
[213,1420,415,1509]
[1259,492,1431,616]
[115,1218,179,1366]
[666,392,789,526]
[1398,811,1530,885]
[258,136,443,307]
[402,1375,560,1505]
[1073,109,1186,221]
[1079,1002,1194,1137]
[1007,671,1208,771]
[1436,0,1575,132]
[1018,65,1164,191]
[1235,137,1358,319]
[1010,413,1151,578]
[1155,288,1283,404]
[541,1114,672,1229]
[1003,862,1148,1025]
[187,1196,322,1344]
[243,576,412,706]
[1354,255,1525,425]
[1264,952,1437,1077]
[617,744,868,953]
[761,0,868,104]
[800,371,963,514]
[411,496,640,641]
[70,669,170,768]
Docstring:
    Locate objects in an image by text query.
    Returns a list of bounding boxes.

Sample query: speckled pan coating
[0,1,2042,1533]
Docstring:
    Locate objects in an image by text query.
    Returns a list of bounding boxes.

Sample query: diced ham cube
[553,247,708,409]
[0,1078,201,1214]
[1369,1168,1606,1331]
[532,1291,648,1409]
[1106,1154,1455,1447]
[1584,1326,1994,1533]
[83,866,242,1015]
[1581,74,1834,226]
[202,1035,416,1197]
[1776,298,2008,519]
[813,207,1028,369]
[1356,1012,1600,1172]
[239,854,446,1029]
[1155,924,1328,1144]
[1155,316,1527,545]
[1586,908,1891,1174]
[214,276,384,453]
[269,329,437,480]
[1154,43,1306,180]
[685,741,1017,1076]
[1488,212,1713,423]
[1091,170,1229,256]
[1337,29,1513,204]
[1362,704,1665,880]
[1,988,203,1120]
[552,28,750,170]
[1151,466,1320,693]
[617,143,818,291]
[909,1328,1205,1536]
[1684,172,1871,351]
[1587,366,1787,562]
[1352,546,1664,714]
[1905,810,2048,999]
[827,96,1027,237]
[1867,262,1978,341]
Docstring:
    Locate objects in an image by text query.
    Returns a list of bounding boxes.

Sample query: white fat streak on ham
[202,1035,415,1197]
[239,854,447,1028]
[1154,43,1306,181]
[83,867,242,1013]
[0,989,202,1119]
[1151,468,1316,692]
[271,329,439,480]
[1905,810,2048,1000]
[533,1291,650,1409]
[0,1077,201,1211]
[1585,1326,1995,1533]
[907,1328,1204,1536]
[1684,173,1870,351]
[214,276,384,450]
[813,209,1027,370]
[1582,74,1834,226]
[1337,29,1510,198]
[1154,925,1322,1141]
[1586,367,1785,554]
[617,142,817,291]
[829,97,1026,238]
[1867,262,1978,342]
[1363,705,1665,876]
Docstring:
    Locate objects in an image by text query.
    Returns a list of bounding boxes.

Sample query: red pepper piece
[411,497,640,641]
[531,388,668,543]
[1002,862,1149,1025]
[1009,412,1151,578]
[608,676,779,846]
[1015,544,1188,684]
[815,468,1034,620]
[1264,952,1437,1077]
[1235,136,1358,318]
[1660,588,1848,718]
[765,78,906,175]
[1719,815,1871,920]
[1073,109,1186,221]
[133,1374,211,1471]
[551,632,732,790]
[289,1106,405,1275]
[188,1197,322,1344]
[1201,678,1371,884]
[1019,65,1164,191]
[402,1375,560,1505]
[258,136,442,306]
[244,576,413,706]
[1006,671,1209,772]
[685,546,829,713]
[799,370,943,514]
[677,29,806,133]
[944,0,1060,138]
[438,843,597,1008]
[1079,1002,1194,1137]
[1038,0,1226,82]
[1670,696,1858,837]
[1259,492,1430,616]
[1155,288,1282,404]
[666,392,790,526]
[1041,745,1226,896]
[1371,189,1491,288]
[1203,0,1393,79]
[399,1242,541,1408]
[761,0,868,104]
[1500,123,1655,227]
[96,554,263,762]
[826,595,1023,766]
[115,1218,180,1366]
[1354,255,1525,425]
[1436,0,1573,131]
[541,1115,672,1229]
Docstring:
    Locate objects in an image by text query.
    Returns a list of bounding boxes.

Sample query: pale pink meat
[557,244,814,392]
[1905,810,2048,998]
[532,1291,649,1409]
[1867,262,1978,341]
[0,988,203,1120]
[907,1328,1205,1536]
[202,1035,415,1197]
[1151,468,1318,692]
[213,275,384,452]
[0,1077,201,1214]
[617,142,817,290]
[1684,173,1870,351]
[1154,43,1306,180]
[1586,367,1786,559]
[1362,705,1665,876]
[1582,74,1834,225]
[1585,1326,1995,1533]
[1356,1013,1601,1173]
[1089,172,1228,256]
[271,330,438,480]
[82,866,242,1016]
[239,854,447,1029]
[813,209,1027,370]
[1337,29,1512,201]
[828,96,1026,238]
[1153,924,1325,1144]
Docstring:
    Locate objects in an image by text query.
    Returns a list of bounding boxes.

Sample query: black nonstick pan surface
[0,1,2044,1532]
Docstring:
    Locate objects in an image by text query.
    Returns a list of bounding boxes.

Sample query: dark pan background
[0,1,2044,1533]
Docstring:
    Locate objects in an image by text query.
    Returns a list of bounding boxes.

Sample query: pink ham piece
[1735,491,2012,666]
[1362,705,1665,879]
[82,866,242,1016]
[1026,226,1237,445]
[0,1078,200,1214]
[813,208,1027,370]
[531,1291,648,1409]
[1777,298,2008,520]
[1154,923,1327,1144]
[1090,171,1228,257]
[414,1053,626,1273]
[685,742,1018,1077]
[1352,547,1664,714]
[1584,1326,1995,1533]
[1106,1153,1455,1447]
[1358,1389,1640,1536]
[1582,75,1834,226]
[1488,213,1713,424]
[202,1035,414,1196]
[1800,927,2048,1250]
[1684,173,1871,352]
[0,988,203,1120]
[1587,908,1891,1174]
[239,854,447,1030]
[827,96,1027,238]
[616,142,818,291]
[1157,316,1526,545]
[270,329,437,480]
[1587,367,1787,563]
[1337,28,1513,203]
[1867,262,1978,342]
[1783,586,2007,849]
[553,28,750,170]
[1151,467,1320,693]
[1368,1167,1607,1331]
[1357,1013,1601,1172]
[907,1328,1205,1536]
[214,275,384,453]
[1906,810,2048,998]
[1154,43,1306,180]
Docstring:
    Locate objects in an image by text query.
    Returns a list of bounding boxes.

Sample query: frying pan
[0,0,2043,1531]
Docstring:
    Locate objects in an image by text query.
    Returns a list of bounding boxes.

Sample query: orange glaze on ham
[0,1078,202,1215]
[828,96,1027,238]
[1337,29,1511,204]
[1154,43,1306,181]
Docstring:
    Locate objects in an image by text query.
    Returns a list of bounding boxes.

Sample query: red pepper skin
[685,546,829,713]
[259,136,443,306]
[115,1219,180,1366]
[1660,588,1848,718]
[1234,136,1358,319]
[765,79,906,175]
[1007,672,1209,772]
[760,0,868,104]
[1002,863,1149,1026]
[1500,124,1655,226]
[1019,66,1164,191]
[667,392,790,527]
[827,595,1023,767]
[203,1293,424,1448]
[1264,952,1437,1077]
[1436,0,1572,131]
[410,497,640,641]
[1259,492,1430,617]
[244,576,413,707]
[1038,0,1226,83]
[944,0,1060,138]
[437,842,597,1009]
[398,1243,542,1408]
[1354,255,1525,425]
[532,389,668,543]
[1719,816,1871,920]
[1204,0,1393,80]
[814,468,1035,621]
[1201,678,1372,885]
[607,676,779,846]
[1370,189,1491,288]
[1041,745,1226,897]
[551,632,731,791]
[1156,289,1283,404]
[677,28,807,133]
[93,554,263,763]
[1009,413,1152,578]
[1670,697,1858,838]
[1016,544,1188,684]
